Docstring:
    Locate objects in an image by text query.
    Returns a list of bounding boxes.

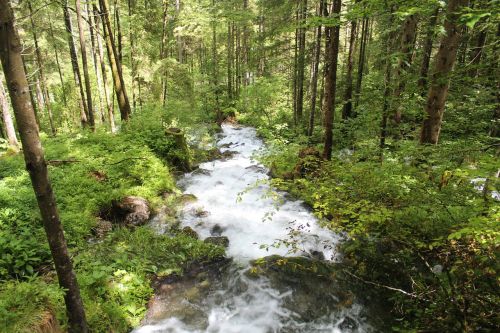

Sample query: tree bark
[0,74,19,148]
[28,2,56,135]
[227,21,233,100]
[341,9,357,120]
[307,0,324,136]
[99,0,131,121]
[160,0,169,106]
[63,1,88,127]
[322,0,341,160]
[354,16,369,108]
[393,14,418,124]
[48,17,68,107]
[0,2,88,332]
[420,0,467,144]
[418,7,440,92]
[296,0,308,122]
[76,0,95,129]
[87,2,105,122]
[93,4,116,132]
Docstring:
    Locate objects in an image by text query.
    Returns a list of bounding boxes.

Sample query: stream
[134,125,385,333]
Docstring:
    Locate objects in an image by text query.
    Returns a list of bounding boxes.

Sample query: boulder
[204,236,230,248]
[115,196,150,227]
[181,226,199,239]
[210,224,225,236]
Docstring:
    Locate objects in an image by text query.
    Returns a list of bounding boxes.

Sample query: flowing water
[134,125,384,333]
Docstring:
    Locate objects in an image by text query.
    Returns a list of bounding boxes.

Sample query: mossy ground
[0,119,224,332]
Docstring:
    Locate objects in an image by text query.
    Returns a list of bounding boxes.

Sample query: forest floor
[0,118,226,332]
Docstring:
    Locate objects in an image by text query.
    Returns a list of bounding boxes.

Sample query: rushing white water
[134,125,376,333]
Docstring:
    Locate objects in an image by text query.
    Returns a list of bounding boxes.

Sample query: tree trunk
[99,0,131,121]
[227,21,233,100]
[93,4,116,132]
[175,0,184,63]
[322,0,341,160]
[393,14,418,124]
[296,0,308,122]
[128,0,137,110]
[115,0,123,64]
[242,0,250,86]
[76,0,95,129]
[354,16,369,108]
[0,2,88,332]
[160,0,169,106]
[307,0,324,136]
[48,17,68,108]
[418,7,440,92]
[420,0,467,144]
[28,2,56,135]
[63,1,88,127]
[211,0,222,123]
[341,11,357,120]
[0,75,19,148]
[87,2,105,122]
[468,30,487,78]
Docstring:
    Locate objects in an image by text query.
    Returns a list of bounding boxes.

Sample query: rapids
[134,125,380,333]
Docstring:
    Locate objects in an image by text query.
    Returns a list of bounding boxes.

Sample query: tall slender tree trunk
[420,0,467,144]
[211,0,222,123]
[76,0,95,129]
[354,16,369,108]
[393,14,418,124]
[28,2,56,135]
[322,0,341,160]
[99,0,131,121]
[0,2,88,332]
[418,7,440,92]
[296,0,308,122]
[307,0,324,136]
[87,2,105,122]
[175,0,184,63]
[22,59,40,126]
[115,0,123,64]
[341,9,357,120]
[227,21,233,100]
[0,75,18,148]
[160,0,169,106]
[128,0,137,110]
[48,17,68,108]
[468,29,487,78]
[242,0,250,86]
[63,1,88,127]
[93,4,116,132]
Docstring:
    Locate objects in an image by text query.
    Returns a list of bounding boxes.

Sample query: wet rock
[181,226,199,239]
[204,236,230,248]
[210,224,225,236]
[221,150,236,160]
[192,168,212,176]
[245,165,267,174]
[194,208,210,218]
[310,250,325,260]
[92,218,113,238]
[179,193,198,205]
[219,142,234,149]
[338,316,358,331]
[101,196,150,227]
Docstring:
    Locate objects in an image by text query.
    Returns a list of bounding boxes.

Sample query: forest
[0,0,498,332]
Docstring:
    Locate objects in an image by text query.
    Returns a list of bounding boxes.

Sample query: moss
[0,125,225,332]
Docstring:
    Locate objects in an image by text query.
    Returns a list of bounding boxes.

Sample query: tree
[0,73,19,149]
[63,0,89,126]
[341,0,358,120]
[99,0,131,121]
[75,0,95,129]
[28,1,56,135]
[307,0,325,136]
[420,0,467,144]
[322,0,341,160]
[0,1,88,331]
